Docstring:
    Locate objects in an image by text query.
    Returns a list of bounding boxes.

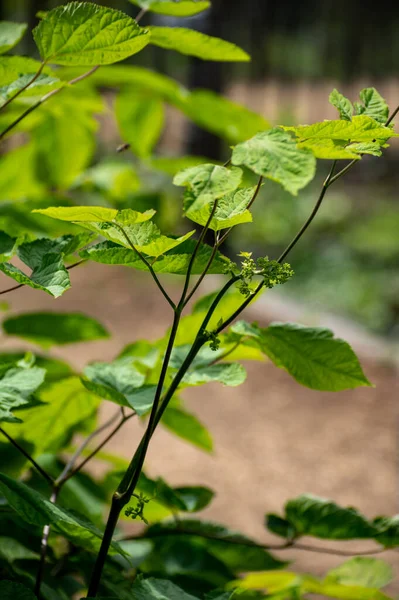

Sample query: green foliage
[0,21,27,54]
[129,0,211,16]
[33,2,150,66]
[0,580,37,600]
[0,361,45,423]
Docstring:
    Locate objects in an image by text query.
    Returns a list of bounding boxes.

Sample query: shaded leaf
[131,577,198,600]
[0,364,46,423]
[372,515,399,548]
[3,312,109,348]
[149,27,250,62]
[0,581,36,600]
[33,2,150,66]
[265,514,296,540]
[0,536,39,562]
[188,187,255,231]
[326,557,393,588]
[232,128,316,195]
[0,74,62,106]
[161,405,213,452]
[0,21,27,54]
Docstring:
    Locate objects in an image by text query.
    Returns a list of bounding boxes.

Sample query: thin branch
[277,161,337,264]
[129,527,389,558]
[183,241,218,308]
[55,409,122,486]
[385,103,399,126]
[0,66,99,142]
[135,8,148,22]
[115,225,176,310]
[34,489,58,597]
[0,258,87,297]
[0,63,45,112]
[0,427,54,485]
[209,340,241,365]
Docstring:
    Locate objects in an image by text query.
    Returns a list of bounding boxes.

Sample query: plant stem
[34,489,58,597]
[0,63,45,113]
[0,66,99,142]
[277,161,337,263]
[116,225,176,310]
[135,8,148,22]
[0,427,54,485]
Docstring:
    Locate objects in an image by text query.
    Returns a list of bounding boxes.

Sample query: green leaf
[33,2,150,66]
[131,577,198,600]
[0,364,46,423]
[326,557,393,588]
[188,186,255,231]
[356,88,389,124]
[0,74,62,106]
[5,377,100,456]
[329,89,353,121]
[33,205,120,223]
[372,515,399,548]
[0,56,55,87]
[82,358,156,415]
[346,141,384,157]
[0,144,44,200]
[285,494,377,540]
[181,362,247,387]
[3,312,109,348]
[80,239,232,274]
[0,581,36,600]
[78,161,140,200]
[173,486,215,512]
[231,571,301,593]
[303,578,394,600]
[161,405,213,452]
[256,322,372,391]
[265,514,296,540]
[148,520,287,572]
[232,128,316,195]
[129,0,211,17]
[174,164,243,213]
[116,88,164,158]
[285,115,396,142]
[0,231,20,263]
[150,155,211,176]
[180,89,270,144]
[297,138,361,160]
[148,27,250,62]
[0,472,121,554]
[0,21,27,54]
[0,254,70,298]
[0,536,39,562]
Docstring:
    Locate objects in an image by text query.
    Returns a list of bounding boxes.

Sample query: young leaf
[0,472,122,554]
[284,494,377,540]
[285,115,396,142]
[187,186,255,231]
[0,21,27,54]
[131,577,198,600]
[258,322,372,391]
[33,2,150,66]
[0,581,36,600]
[232,128,316,195]
[3,312,109,348]
[83,357,156,415]
[346,141,384,157]
[355,88,389,124]
[80,239,232,275]
[174,164,243,213]
[161,405,213,452]
[325,557,393,588]
[129,0,211,17]
[180,89,270,144]
[148,27,250,62]
[329,89,353,121]
[0,364,46,423]
[116,88,164,158]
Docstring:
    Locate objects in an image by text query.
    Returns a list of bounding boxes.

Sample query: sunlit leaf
[326,557,393,588]
[329,89,353,121]
[33,2,150,65]
[188,187,255,231]
[129,0,211,17]
[149,27,250,62]
[355,88,389,124]
[285,115,396,142]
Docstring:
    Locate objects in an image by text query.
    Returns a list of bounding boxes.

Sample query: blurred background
[1,0,399,584]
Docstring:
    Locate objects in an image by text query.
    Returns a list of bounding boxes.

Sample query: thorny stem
[0,427,54,485]
[0,63,45,113]
[115,225,176,310]
[0,66,99,142]
[0,258,87,296]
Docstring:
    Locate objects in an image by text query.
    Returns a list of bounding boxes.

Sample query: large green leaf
[179,89,270,144]
[148,27,250,62]
[129,0,211,17]
[325,557,393,588]
[297,138,361,160]
[3,312,109,348]
[285,115,396,142]
[174,164,243,213]
[256,322,372,391]
[33,205,121,222]
[0,581,36,600]
[33,2,150,66]
[5,377,100,456]
[284,494,377,540]
[82,357,156,415]
[116,88,164,158]
[232,128,316,195]
[187,186,255,231]
[0,364,46,423]
[161,405,213,452]
[355,88,389,124]
[329,89,353,121]
[80,239,232,275]
[0,21,27,54]
[131,577,198,600]
[0,472,121,554]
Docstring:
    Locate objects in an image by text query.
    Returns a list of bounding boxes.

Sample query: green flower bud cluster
[125,492,150,525]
